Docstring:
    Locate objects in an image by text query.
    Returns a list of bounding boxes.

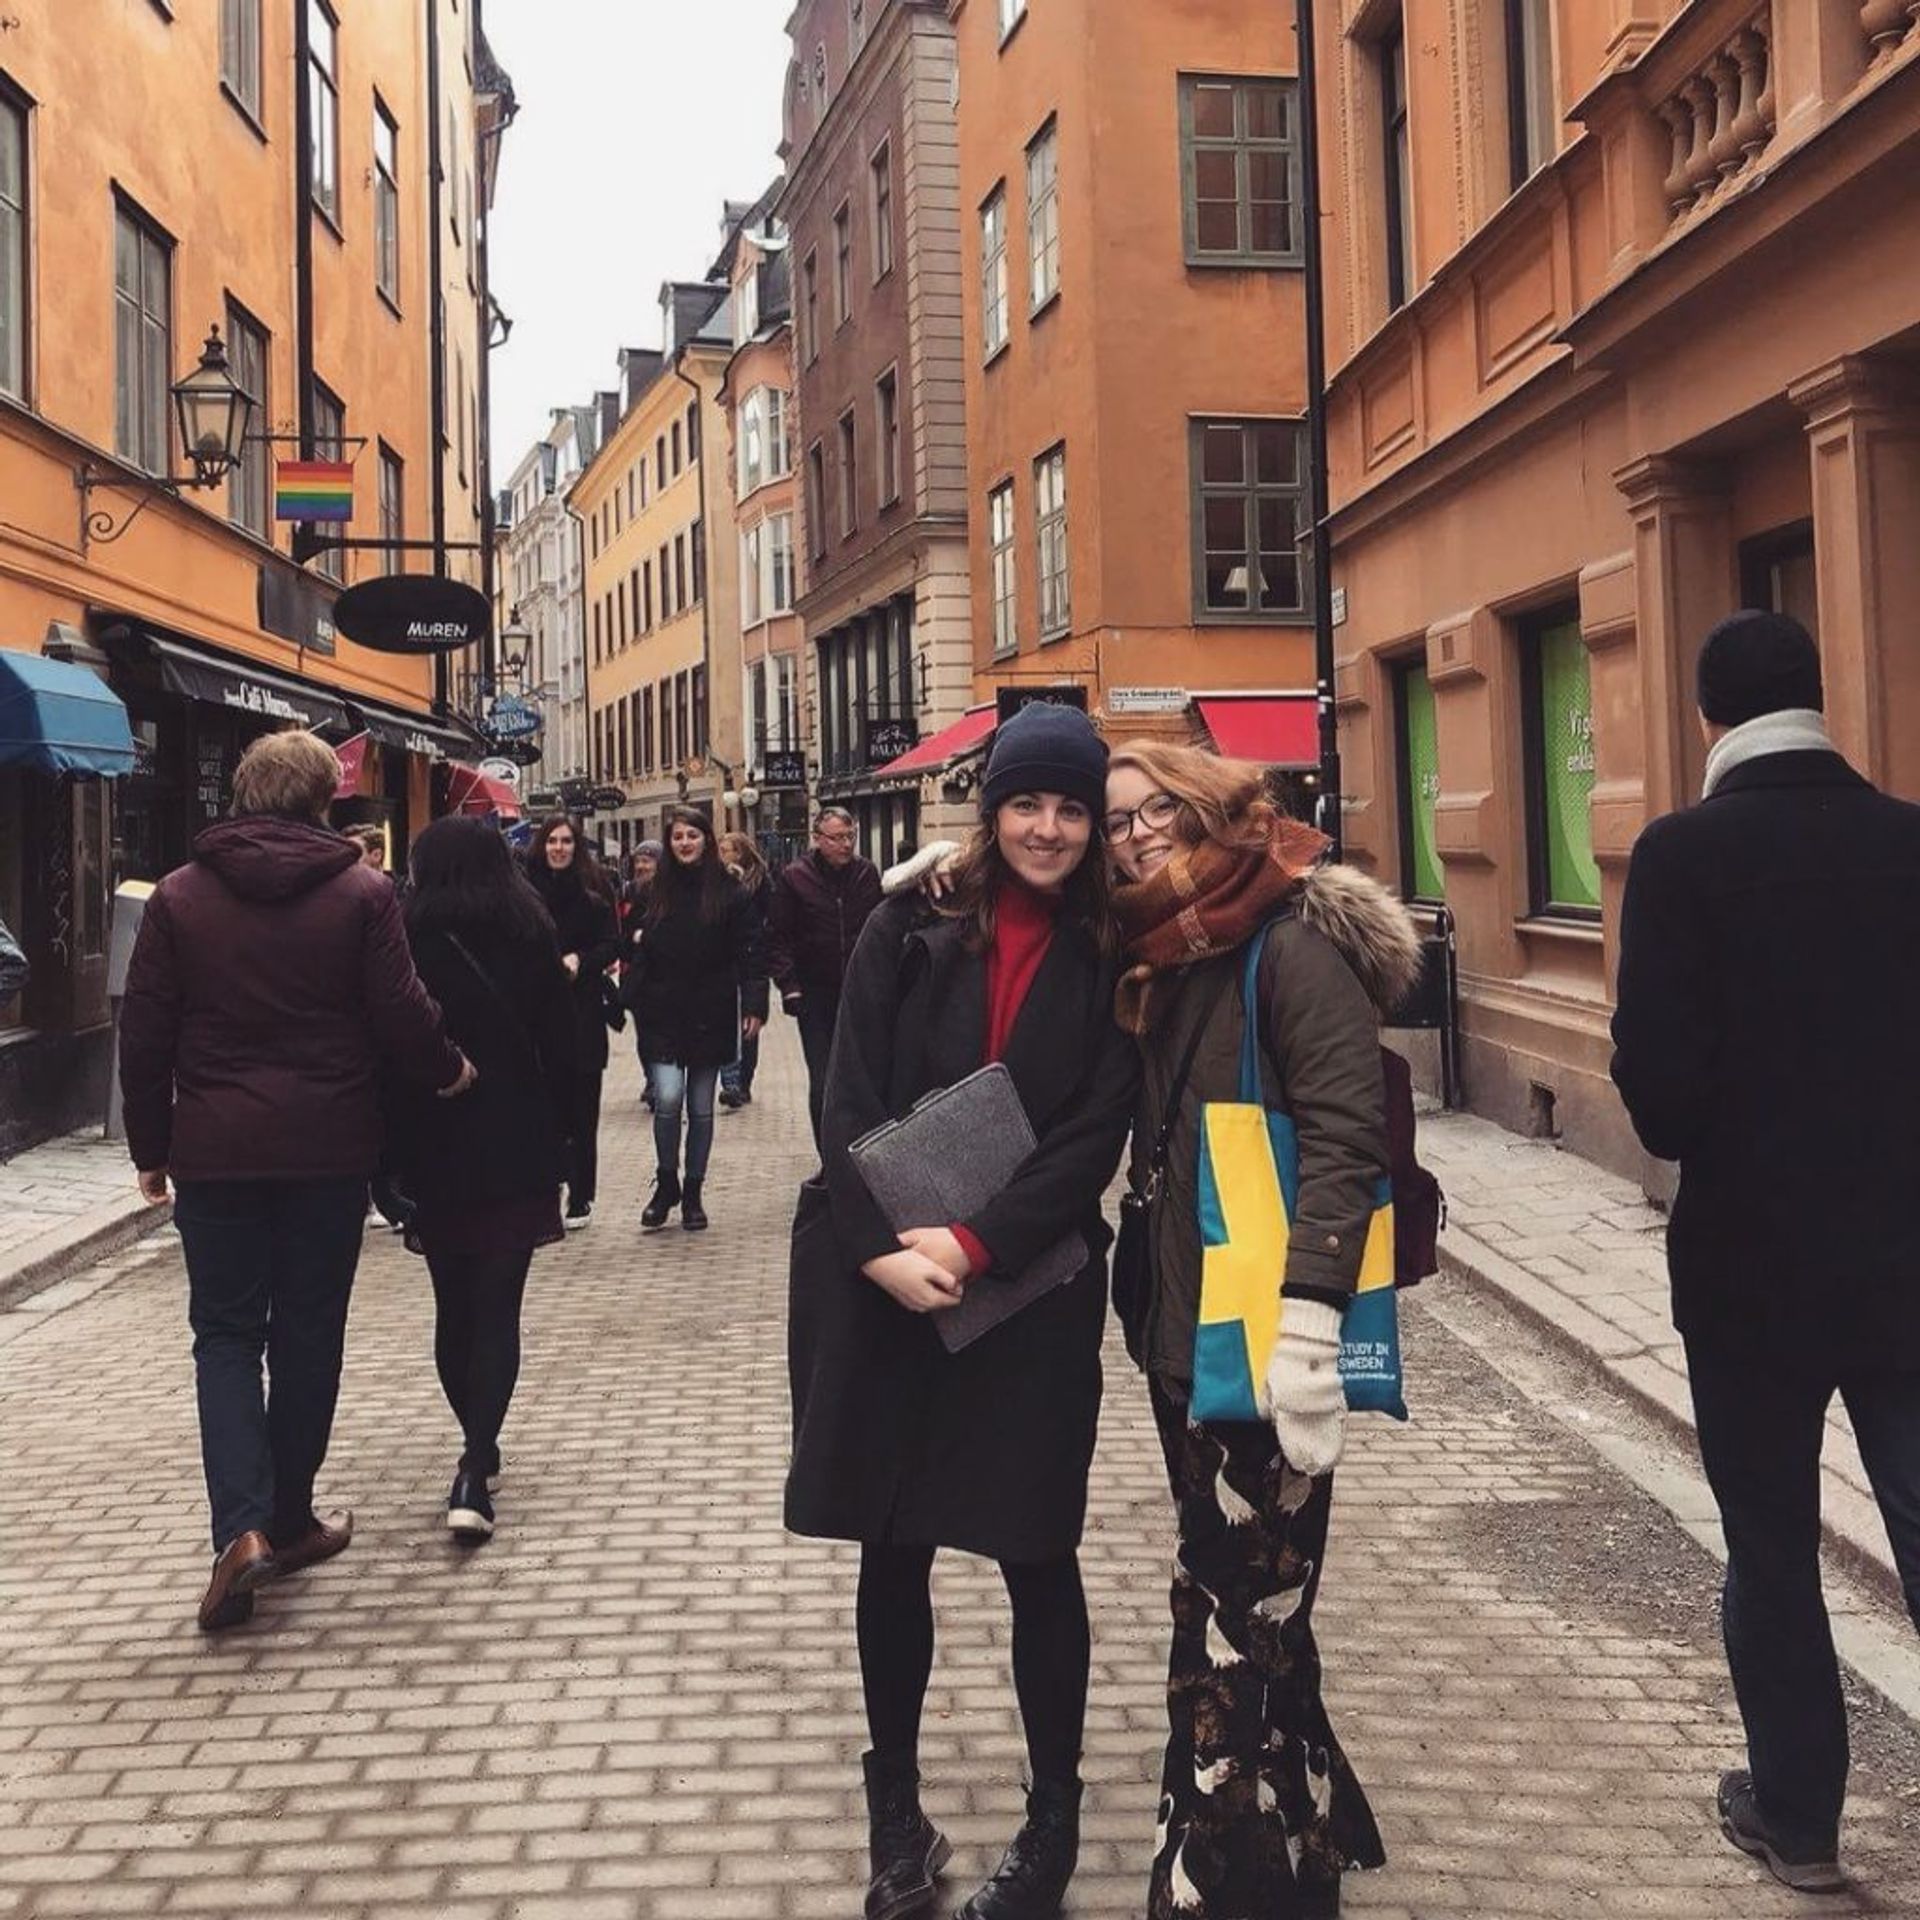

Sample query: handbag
[1189,921,1408,1424]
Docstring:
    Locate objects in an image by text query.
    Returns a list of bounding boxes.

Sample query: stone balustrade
[1655,13,1774,218]
[1860,0,1920,59]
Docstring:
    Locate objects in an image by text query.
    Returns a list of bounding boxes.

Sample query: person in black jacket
[1612,610,1920,1895]
[391,818,576,1544]
[786,705,1139,1920]
[622,807,768,1232]
[524,814,620,1229]
[718,831,774,1109]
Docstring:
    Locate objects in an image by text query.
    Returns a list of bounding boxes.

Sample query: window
[693,666,708,756]
[692,520,706,602]
[447,104,461,242]
[1522,607,1599,917]
[739,386,790,497]
[592,602,603,664]
[618,702,630,777]
[642,686,655,772]
[311,380,346,582]
[1190,418,1309,620]
[671,419,682,476]
[1034,446,1068,637]
[807,441,827,559]
[1739,521,1819,642]
[802,249,819,365]
[769,388,790,480]
[742,523,764,627]
[225,302,270,538]
[674,532,687,607]
[308,2,340,224]
[616,578,627,646]
[1180,75,1300,265]
[833,201,852,327]
[870,140,894,279]
[659,541,671,615]
[629,566,641,634]
[612,488,622,535]
[656,435,666,491]
[1395,660,1443,901]
[1027,121,1060,309]
[989,481,1016,656]
[114,200,172,475]
[767,513,795,614]
[642,556,654,630]
[1382,21,1414,310]
[455,347,468,484]
[220,0,262,122]
[0,88,20,402]
[998,0,1026,39]
[734,266,760,346]
[876,369,900,508]
[838,409,858,538]
[981,187,1009,358]
[373,101,400,304]
[1506,0,1557,189]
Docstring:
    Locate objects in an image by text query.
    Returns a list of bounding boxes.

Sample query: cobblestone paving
[3,1021,1919,1918]
[0,1126,156,1292]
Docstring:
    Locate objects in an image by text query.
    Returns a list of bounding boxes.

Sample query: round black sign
[331,574,491,655]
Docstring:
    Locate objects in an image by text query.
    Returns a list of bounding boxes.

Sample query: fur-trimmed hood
[1294,862,1424,1017]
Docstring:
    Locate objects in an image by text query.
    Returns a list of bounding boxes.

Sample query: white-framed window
[734,266,760,346]
[989,480,1016,656]
[767,512,795,614]
[1027,121,1060,309]
[220,0,262,121]
[114,199,172,474]
[741,522,764,627]
[833,200,852,327]
[308,1,339,223]
[870,138,894,279]
[981,186,1009,358]
[373,100,400,305]
[1034,445,1068,636]
[738,386,791,498]
[998,0,1027,41]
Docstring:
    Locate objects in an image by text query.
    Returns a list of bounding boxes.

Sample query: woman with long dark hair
[718,831,774,1110]
[622,806,768,1231]
[523,814,619,1229]
[390,817,576,1544]
[786,704,1140,1920]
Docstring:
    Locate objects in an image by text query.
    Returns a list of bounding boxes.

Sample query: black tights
[857,1541,1089,1785]
[425,1244,533,1478]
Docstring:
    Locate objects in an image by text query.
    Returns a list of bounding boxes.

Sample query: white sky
[485,0,791,470]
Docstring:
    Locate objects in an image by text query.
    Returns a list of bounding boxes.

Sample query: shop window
[1394,658,1444,902]
[1739,520,1818,642]
[1521,605,1600,919]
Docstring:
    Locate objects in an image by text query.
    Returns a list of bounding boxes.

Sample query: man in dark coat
[767,806,882,1145]
[120,730,470,1634]
[1611,610,1920,1894]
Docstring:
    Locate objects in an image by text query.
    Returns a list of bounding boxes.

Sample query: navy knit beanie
[1696,610,1824,727]
[979,702,1108,816]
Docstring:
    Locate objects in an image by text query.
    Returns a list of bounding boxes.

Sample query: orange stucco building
[0,0,506,1151]
[950,0,1323,772]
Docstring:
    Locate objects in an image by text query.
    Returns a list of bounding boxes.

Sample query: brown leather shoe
[272,1509,353,1578]
[198,1530,275,1632]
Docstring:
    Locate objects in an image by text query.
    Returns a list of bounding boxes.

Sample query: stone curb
[0,1195,172,1312]
[1436,1221,1903,1609]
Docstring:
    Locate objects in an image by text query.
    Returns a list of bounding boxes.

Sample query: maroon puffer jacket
[119,816,462,1181]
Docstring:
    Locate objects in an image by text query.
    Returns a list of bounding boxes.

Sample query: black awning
[148,636,355,735]
[346,697,475,761]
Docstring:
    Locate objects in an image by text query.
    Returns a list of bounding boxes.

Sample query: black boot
[681,1179,708,1232]
[862,1749,949,1920]
[640,1169,680,1230]
[954,1778,1081,1919]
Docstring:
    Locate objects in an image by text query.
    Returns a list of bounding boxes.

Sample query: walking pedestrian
[523,813,619,1230]
[621,840,664,1110]
[718,830,773,1109]
[345,824,387,873]
[768,805,882,1145]
[117,729,472,1633]
[787,704,1139,1920]
[622,806,768,1231]
[1103,740,1416,1918]
[390,817,576,1545]
[1611,610,1920,1895]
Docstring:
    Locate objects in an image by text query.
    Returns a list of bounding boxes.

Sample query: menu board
[1537,618,1601,913]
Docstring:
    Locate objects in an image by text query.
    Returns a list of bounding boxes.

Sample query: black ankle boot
[954,1778,1081,1919]
[640,1170,680,1230]
[680,1179,708,1232]
[861,1749,949,1920]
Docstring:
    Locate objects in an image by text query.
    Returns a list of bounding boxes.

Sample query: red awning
[1193,694,1321,769]
[873,704,997,783]
[444,762,522,820]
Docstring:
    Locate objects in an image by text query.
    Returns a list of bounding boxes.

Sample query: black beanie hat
[979,702,1108,816]
[1696,610,1824,727]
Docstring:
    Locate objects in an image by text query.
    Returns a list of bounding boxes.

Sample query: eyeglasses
[816,830,856,846]
[1102,791,1181,845]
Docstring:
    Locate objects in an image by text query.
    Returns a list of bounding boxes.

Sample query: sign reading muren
[330,574,491,656]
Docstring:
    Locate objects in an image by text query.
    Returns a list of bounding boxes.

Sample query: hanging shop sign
[482,692,542,741]
[258,564,338,658]
[863,717,919,771]
[330,574,491,657]
[996,683,1087,726]
[477,758,522,789]
[760,749,808,790]
[589,786,629,813]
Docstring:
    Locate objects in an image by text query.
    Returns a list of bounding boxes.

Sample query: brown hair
[1106,741,1281,853]
[527,811,615,903]
[939,813,1114,957]
[345,825,385,856]
[718,830,769,890]
[231,729,340,823]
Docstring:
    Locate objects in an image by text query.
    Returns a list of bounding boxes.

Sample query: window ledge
[1185,252,1304,273]
[377,288,403,323]
[1029,288,1061,324]
[1038,622,1071,645]
[312,200,345,245]
[220,83,269,144]
[983,340,1011,370]
[1194,609,1313,627]
[1515,913,1604,944]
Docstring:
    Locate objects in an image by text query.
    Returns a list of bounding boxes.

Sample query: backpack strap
[1238,912,1296,1104]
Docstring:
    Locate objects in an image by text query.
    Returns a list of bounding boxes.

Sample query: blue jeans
[652,1062,720,1182]
[172,1176,368,1552]
[1686,1331,1920,1846]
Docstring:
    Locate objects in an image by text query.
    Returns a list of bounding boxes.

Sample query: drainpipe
[294,0,315,481]
[426,0,449,709]
[1296,0,1342,858]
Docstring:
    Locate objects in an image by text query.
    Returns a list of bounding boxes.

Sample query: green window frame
[1178,75,1303,268]
[1189,417,1309,624]
[1521,606,1601,918]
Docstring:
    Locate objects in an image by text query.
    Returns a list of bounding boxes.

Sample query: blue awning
[0,651,136,777]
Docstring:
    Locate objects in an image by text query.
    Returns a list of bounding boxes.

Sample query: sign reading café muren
[330,574,491,656]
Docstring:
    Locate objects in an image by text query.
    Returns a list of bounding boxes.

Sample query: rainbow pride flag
[275,459,354,522]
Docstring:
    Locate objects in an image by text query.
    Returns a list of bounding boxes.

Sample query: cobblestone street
[4,1022,1920,1919]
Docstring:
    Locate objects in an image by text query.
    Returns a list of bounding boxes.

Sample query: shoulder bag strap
[1134,973,1206,1201]
[1238,911,1297,1103]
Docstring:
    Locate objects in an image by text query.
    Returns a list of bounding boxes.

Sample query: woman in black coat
[622,806,768,1232]
[391,817,577,1544]
[523,814,620,1228]
[718,831,774,1108]
[785,705,1140,1920]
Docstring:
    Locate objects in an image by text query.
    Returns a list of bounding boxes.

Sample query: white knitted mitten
[1264,1298,1347,1477]
[881,839,962,897]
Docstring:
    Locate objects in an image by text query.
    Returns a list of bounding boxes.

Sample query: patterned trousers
[1147,1379,1385,1918]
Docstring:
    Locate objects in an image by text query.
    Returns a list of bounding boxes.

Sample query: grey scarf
[1701,708,1834,798]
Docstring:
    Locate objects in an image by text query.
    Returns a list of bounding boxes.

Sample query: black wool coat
[529,871,620,1074]
[785,893,1142,1564]
[388,927,578,1204]
[622,882,770,1069]
[1611,750,1920,1368]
